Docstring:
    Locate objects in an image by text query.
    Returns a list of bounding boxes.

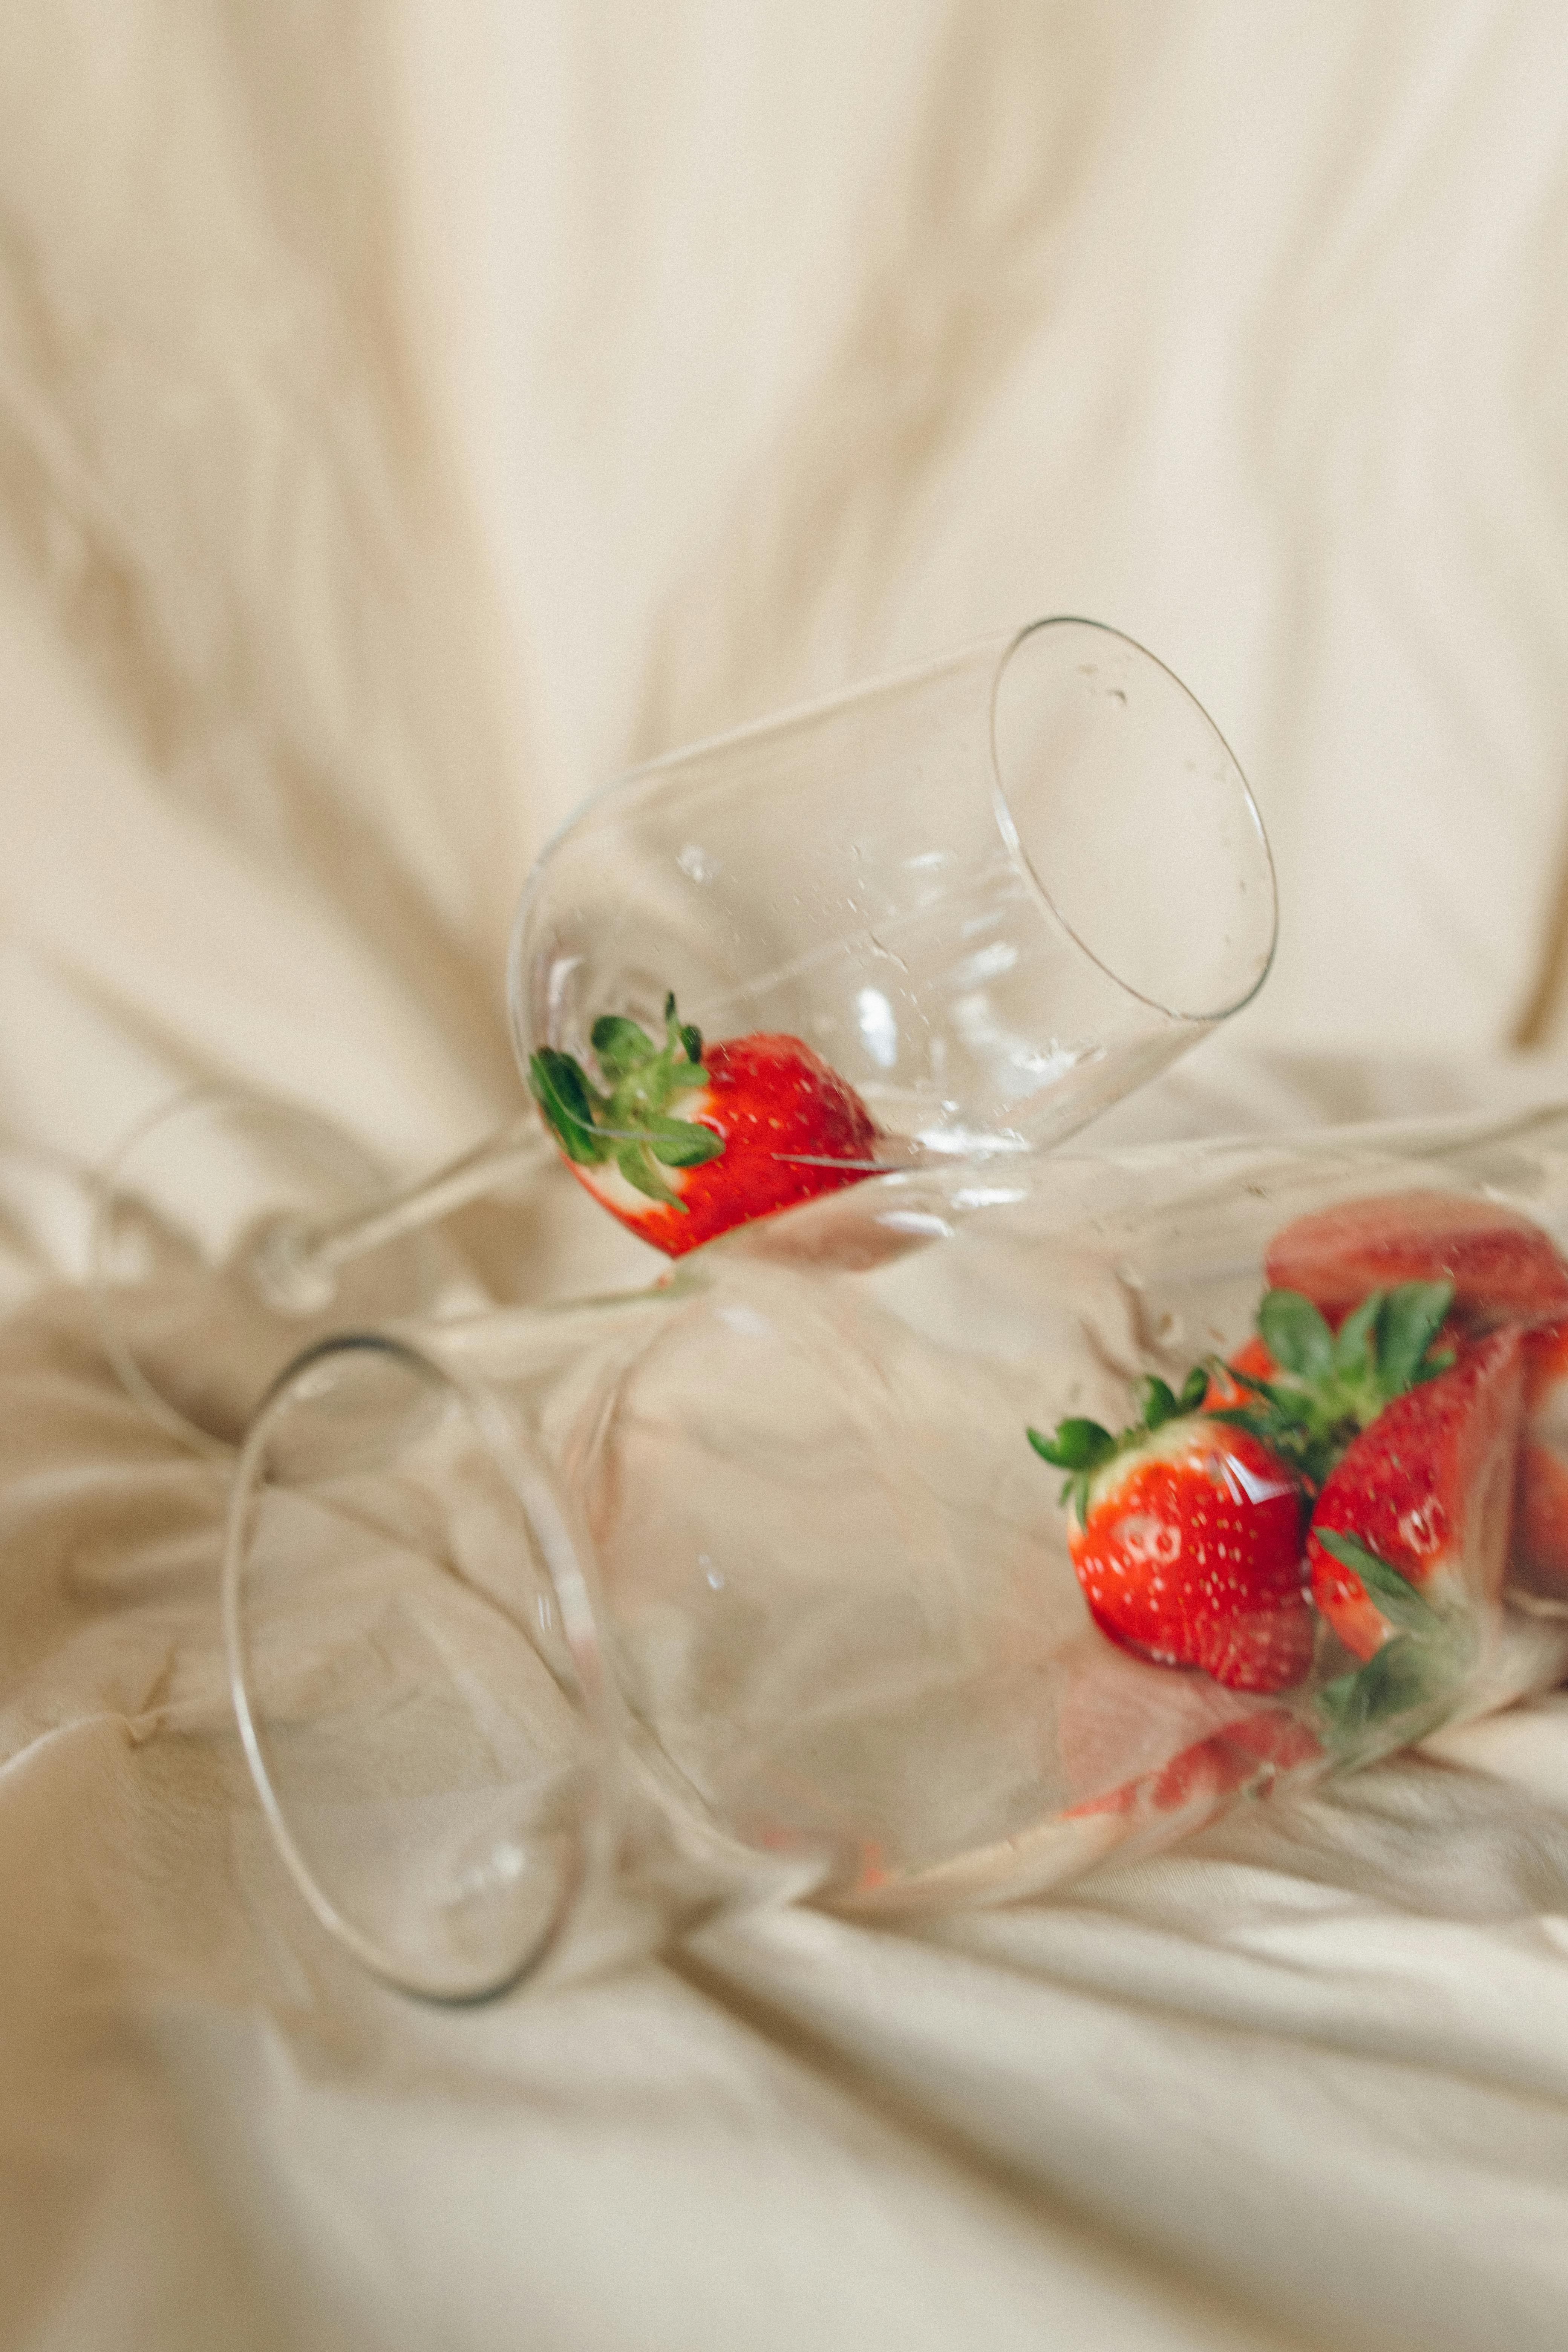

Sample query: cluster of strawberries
[1031,1191,1568,1733]
[529,993,1568,1749]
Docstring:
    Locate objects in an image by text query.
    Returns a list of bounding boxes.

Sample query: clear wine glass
[224,1103,1568,2001]
[95,617,1277,1455]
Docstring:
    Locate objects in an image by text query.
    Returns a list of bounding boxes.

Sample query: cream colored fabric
[6,6,1568,2347]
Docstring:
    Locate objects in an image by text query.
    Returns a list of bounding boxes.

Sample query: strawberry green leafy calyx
[1310,1529,1472,1747]
[1209,1279,1456,1490]
[528,992,724,1212]
[1027,1366,1210,1519]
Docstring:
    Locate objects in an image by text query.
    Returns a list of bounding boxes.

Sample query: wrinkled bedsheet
[5,7,1568,2347]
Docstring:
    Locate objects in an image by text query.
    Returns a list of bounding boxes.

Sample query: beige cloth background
[5,5,1568,2346]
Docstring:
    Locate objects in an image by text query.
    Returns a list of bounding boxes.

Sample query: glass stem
[251,1115,548,1312]
[304,1115,547,1272]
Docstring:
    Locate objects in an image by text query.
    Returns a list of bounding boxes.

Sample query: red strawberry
[1265,1190,1568,1332]
[1029,1377,1312,1694]
[1306,1329,1524,1661]
[1512,1318,1568,1597]
[530,994,877,1257]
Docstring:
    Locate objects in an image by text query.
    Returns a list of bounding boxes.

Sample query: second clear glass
[225,1103,1568,2001]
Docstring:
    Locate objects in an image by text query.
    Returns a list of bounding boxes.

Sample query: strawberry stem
[1028,1281,1456,1538]
[1209,1279,1455,1490]
[1027,1364,1210,1520]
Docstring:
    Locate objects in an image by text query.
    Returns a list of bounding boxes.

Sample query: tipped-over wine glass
[93,617,1277,1455]
[223,1104,1568,2001]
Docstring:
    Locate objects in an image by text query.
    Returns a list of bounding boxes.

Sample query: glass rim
[222,1328,619,2004]
[510,612,1277,1033]
[989,615,1279,1027]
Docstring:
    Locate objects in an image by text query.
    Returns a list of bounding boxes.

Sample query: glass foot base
[91,1088,472,1455]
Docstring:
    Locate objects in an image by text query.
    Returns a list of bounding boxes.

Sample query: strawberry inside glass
[93,618,1279,1459]
[223,1129,1568,1996]
[1030,1187,1568,1773]
[529,992,879,1256]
